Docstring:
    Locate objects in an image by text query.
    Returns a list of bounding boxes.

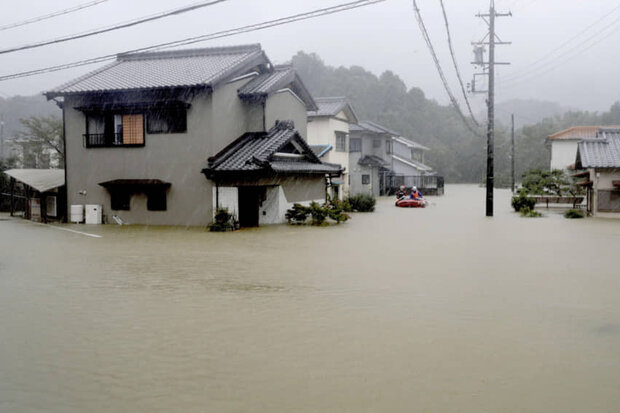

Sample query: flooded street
[1,185,620,412]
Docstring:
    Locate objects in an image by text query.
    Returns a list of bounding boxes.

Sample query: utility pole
[511,113,515,193]
[472,0,511,217]
[0,119,4,160]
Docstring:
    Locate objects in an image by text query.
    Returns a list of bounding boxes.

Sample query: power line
[0,0,228,56]
[0,0,109,32]
[411,0,482,137]
[438,0,480,127]
[0,0,387,82]
[499,14,620,89]
[501,3,620,85]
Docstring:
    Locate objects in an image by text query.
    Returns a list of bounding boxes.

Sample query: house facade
[46,45,340,226]
[348,120,434,196]
[547,126,619,170]
[575,128,620,217]
[307,97,358,199]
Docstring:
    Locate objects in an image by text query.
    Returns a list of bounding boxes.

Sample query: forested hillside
[0,95,60,137]
[291,51,620,184]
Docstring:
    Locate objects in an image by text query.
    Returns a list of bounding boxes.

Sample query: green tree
[16,115,63,168]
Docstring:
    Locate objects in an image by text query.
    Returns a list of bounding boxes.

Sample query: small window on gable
[362,174,370,185]
[386,140,393,154]
[147,108,187,134]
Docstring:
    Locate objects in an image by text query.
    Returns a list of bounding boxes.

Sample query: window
[386,140,393,154]
[335,132,347,152]
[147,108,187,134]
[85,113,145,147]
[373,139,381,148]
[362,174,370,185]
[111,190,131,210]
[349,138,361,152]
[147,190,167,211]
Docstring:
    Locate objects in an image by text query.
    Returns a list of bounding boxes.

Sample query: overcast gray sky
[0,0,618,112]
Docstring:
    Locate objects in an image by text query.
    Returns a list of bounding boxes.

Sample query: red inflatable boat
[395,197,426,208]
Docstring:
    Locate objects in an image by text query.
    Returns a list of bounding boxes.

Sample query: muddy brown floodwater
[1,185,620,412]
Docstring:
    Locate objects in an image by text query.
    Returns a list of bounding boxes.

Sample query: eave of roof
[392,154,433,172]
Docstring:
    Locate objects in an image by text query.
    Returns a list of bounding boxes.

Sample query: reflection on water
[1,185,620,412]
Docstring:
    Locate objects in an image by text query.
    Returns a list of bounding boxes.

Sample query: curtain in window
[122,114,144,145]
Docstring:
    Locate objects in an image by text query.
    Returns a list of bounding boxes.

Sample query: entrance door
[238,186,265,227]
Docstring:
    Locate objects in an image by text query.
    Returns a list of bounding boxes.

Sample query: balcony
[83,133,145,148]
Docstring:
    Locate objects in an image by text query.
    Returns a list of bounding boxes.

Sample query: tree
[16,115,63,168]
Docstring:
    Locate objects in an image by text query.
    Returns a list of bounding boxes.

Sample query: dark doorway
[238,186,265,228]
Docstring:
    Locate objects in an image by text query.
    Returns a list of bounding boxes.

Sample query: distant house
[348,120,435,196]
[575,128,620,217]
[2,168,66,222]
[306,97,359,199]
[547,126,620,170]
[45,44,341,227]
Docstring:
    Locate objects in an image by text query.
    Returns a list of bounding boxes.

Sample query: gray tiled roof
[307,97,359,123]
[47,45,268,96]
[358,155,388,167]
[237,65,317,111]
[577,128,620,168]
[238,66,294,96]
[204,121,342,175]
[351,120,400,136]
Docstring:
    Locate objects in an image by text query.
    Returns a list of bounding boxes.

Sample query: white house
[547,126,618,170]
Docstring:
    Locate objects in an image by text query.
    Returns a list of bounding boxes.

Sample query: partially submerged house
[575,128,620,217]
[45,44,340,226]
[547,126,620,170]
[307,97,359,199]
[348,120,436,196]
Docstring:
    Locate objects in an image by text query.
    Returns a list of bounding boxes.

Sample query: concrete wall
[592,168,620,217]
[64,92,216,226]
[265,90,307,140]
[550,140,579,170]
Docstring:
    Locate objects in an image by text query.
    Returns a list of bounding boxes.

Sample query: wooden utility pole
[472,0,511,216]
[511,113,515,193]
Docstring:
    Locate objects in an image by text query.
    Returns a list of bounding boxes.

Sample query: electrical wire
[0,0,109,32]
[411,0,483,137]
[439,0,480,127]
[501,2,620,85]
[0,0,387,82]
[0,0,228,56]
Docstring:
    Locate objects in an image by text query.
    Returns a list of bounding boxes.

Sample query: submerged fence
[385,175,444,196]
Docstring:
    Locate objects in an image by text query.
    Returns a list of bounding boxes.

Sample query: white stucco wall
[550,140,579,170]
[212,186,239,219]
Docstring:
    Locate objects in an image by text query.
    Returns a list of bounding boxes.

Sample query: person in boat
[410,186,423,200]
[396,185,407,200]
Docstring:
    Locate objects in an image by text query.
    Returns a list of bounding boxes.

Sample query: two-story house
[348,120,433,196]
[306,97,359,199]
[45,45,341,227]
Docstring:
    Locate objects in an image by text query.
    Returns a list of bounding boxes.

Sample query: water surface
[1,185,619,412]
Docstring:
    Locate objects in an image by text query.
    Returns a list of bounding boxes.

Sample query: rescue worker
[396,185,407,200]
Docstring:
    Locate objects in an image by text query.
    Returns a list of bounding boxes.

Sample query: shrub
[308,201,329,226]
[209,208,237,231]
[329,198,353,213]
[285,203,309,225]
[519,207,543,218]
[564,209,585,219]
[347,193,376,212]
[511,192,536,212]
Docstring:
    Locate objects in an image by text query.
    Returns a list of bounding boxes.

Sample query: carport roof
[3,169,65,193]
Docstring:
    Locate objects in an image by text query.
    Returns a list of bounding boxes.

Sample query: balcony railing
[83,133,144,148]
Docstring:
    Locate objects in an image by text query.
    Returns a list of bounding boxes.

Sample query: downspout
[215,180,220,211]
[262,98,266,131]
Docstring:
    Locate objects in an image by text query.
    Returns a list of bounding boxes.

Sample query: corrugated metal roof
[205,121,341,175]
[577,128,620,168]
[47,45,268,95]
[309,144,332,158]
[3,169,65,192]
